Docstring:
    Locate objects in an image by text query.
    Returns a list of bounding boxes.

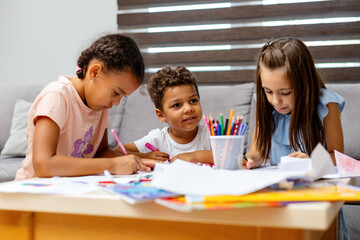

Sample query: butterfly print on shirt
[71,126,94,157]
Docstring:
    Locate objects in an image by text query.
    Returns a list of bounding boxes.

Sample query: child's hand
[242,155,263,169]
[143,151,170,161]
[288,152,309,158]
[110,155,150,174]
[141,159,167,169]
[242,157,255,169]
[170,151,213,164]
[170,153,195,163]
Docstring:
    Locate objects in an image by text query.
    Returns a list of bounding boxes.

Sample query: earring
[91,77,94,80]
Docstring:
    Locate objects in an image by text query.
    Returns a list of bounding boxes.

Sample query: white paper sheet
[151,144,335,196]
[278,144,335,181]
[0,177,98,195]
[278,156,313,172]
[0,174,141,195]
[151,160,308,196]
[310,143,335,180]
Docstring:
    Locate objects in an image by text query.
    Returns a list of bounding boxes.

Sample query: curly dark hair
[76,34,144,83]
[147,66,199,110]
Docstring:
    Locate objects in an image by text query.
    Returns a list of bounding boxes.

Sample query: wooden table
[0,179,348,240]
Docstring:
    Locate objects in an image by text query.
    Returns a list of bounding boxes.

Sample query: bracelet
[243,154,248,162]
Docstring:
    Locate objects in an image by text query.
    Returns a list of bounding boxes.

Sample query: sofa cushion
[118,85,167,145]
[327,83,360,160]
[1,99,32,156]
[0,83,43,152]
[107,97,127,148]
[246,94,256,153]
[0,155,24,182]
[117,83,255,153]
[199,83,255,151]
[343,204,360,240]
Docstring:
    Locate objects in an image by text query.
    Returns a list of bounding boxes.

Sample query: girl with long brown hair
[244,37,345,169]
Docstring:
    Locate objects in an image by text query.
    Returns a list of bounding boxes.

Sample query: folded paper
[335,150,360,177]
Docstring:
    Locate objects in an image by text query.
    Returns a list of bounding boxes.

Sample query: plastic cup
[209,135,245,170]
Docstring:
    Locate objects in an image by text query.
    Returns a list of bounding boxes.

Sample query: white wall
[0,0,117,85]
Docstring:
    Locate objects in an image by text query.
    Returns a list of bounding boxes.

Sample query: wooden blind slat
[118,0,225,7]
[140,34,360,47]
[145,70,255,83]
[310,45,360,60]
[143,45,360,65]
[143,49,260,64]
[318,68,360,82]
[126,22,360,44]
[144,67,360,83]
[118,1,360,26]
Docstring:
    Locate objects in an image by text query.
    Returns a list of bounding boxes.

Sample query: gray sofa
[1,81,360,178]
[0,81,359,238]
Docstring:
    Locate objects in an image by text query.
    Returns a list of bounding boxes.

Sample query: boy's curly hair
[147,66,199,110]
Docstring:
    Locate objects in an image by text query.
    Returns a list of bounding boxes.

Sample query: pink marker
[145,142,159,152]
[111,129,128,155]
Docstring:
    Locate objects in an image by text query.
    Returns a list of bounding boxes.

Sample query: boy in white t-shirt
[114,66,213,164]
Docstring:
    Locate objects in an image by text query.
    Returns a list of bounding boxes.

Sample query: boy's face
[156,84,202,134]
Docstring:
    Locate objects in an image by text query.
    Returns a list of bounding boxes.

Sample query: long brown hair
[255,38,325,161]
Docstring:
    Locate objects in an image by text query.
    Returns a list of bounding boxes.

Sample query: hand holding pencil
[143,142,169,161]
[110,129,152,173]
[144,153,170,162]
[241,154,264,170]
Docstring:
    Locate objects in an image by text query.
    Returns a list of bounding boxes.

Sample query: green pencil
[220,114,224,135]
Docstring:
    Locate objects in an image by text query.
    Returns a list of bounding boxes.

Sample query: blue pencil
[240,123,248,136]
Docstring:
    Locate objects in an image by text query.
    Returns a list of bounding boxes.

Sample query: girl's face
[156,84,202,135]
[86,70,139,111]
[260,65,294,114]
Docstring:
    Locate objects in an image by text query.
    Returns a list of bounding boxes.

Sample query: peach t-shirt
[15,76,109,180]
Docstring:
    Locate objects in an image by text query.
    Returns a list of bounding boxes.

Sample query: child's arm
[32,117,150,177]
[288,103,343,164]
[114,143,170,161]
[322,102,344,165]
[170,150,213,164]
[243,131,265,169]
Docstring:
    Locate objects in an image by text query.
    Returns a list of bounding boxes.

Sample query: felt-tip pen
[111,129,128,155]
[145,142,159,152]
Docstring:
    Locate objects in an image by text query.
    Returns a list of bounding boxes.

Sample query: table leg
[0,210,34,240]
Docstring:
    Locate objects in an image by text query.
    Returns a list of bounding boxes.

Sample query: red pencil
[233,115,240,135]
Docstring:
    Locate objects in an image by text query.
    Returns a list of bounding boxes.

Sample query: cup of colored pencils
[203,109,246,170]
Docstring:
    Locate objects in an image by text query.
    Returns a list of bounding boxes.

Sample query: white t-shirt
[134,125,211,159]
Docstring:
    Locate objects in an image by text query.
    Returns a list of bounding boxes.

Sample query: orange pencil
[226,109,234,135]
[209,114,215,136]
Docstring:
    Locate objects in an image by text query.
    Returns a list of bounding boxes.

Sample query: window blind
[117,0,360,83]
